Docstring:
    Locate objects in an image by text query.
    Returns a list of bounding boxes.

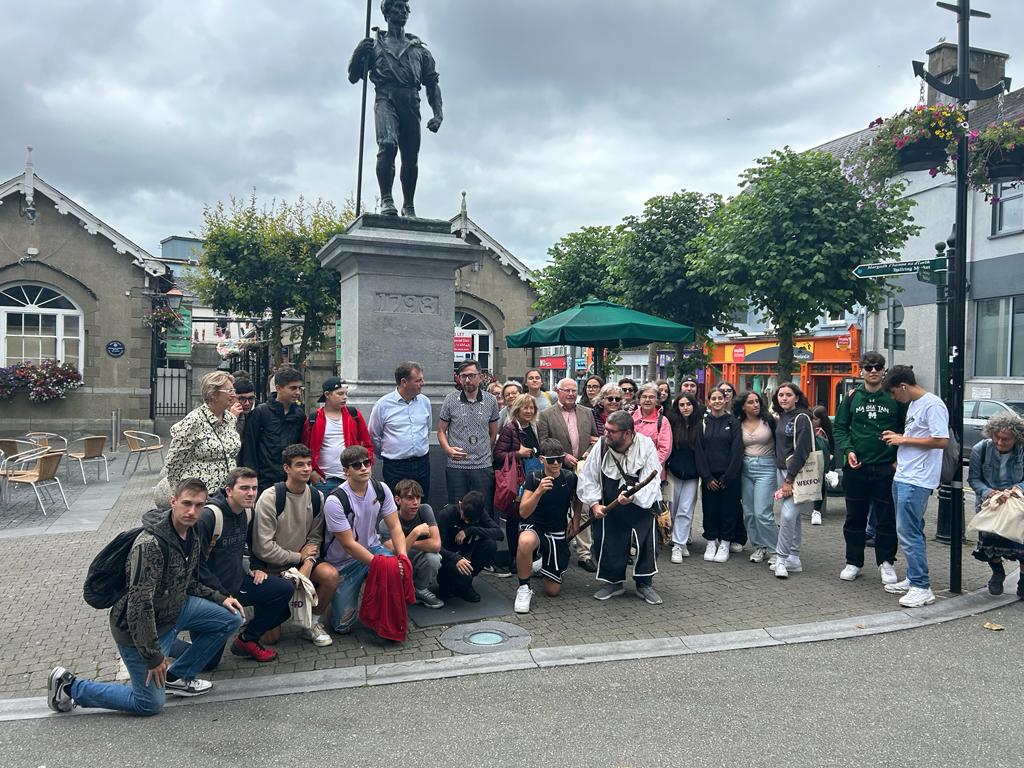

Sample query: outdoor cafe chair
[26,431,70,479]
[6,450,69,515]
[67,436,111,484]
[0,445,50,504]
[123,430,164,474]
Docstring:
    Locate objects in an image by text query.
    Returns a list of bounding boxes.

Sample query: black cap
[318,377,348,402]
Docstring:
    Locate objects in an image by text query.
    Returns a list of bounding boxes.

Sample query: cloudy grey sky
[5,1,1024,269]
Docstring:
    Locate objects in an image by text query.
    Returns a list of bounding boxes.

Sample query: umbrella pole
[594,346,604,379]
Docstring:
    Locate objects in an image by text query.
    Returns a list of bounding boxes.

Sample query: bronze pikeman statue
[348,0,443,218]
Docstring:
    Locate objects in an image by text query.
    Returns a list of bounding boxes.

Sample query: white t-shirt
[895,392,949,490]
[319,414,346,478]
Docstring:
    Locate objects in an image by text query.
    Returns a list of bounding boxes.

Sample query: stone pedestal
[317,213,486,408]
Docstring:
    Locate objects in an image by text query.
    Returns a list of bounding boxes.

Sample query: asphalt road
[2,606,1020,768]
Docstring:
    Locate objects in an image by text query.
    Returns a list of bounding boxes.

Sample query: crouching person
[324,445,407,634]
[251,444,338,647]
[514,439,579,614]
[379,478,444,609]
[48,479,244,716]
[195,467,293,664]
[437,491,502,602]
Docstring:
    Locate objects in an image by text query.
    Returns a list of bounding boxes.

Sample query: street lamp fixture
[164,287,185,311]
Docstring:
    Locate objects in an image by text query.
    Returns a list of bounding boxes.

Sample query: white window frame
[0,283,85,370]
[454,309,493,374]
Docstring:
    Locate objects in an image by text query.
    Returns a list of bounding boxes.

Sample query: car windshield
[1007,402,1024,417]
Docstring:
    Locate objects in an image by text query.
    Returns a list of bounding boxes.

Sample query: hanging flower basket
[967,120,1024,195]
[986,146,1024,183]
[897,137,954,172]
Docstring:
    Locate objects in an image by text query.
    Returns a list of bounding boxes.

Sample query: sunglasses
[621,387,635,393]
[543,455,565,464]
[862,364,885,372]
[344,460,371,470]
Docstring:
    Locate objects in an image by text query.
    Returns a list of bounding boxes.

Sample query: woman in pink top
[632,383,673,474]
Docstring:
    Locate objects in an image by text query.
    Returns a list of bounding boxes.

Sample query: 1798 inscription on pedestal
[318,213,486,399]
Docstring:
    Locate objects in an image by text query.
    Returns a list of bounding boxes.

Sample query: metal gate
[153,366,190,417]
[229,343,270,405]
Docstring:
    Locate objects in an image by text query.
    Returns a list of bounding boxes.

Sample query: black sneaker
[577,558,597,573]
[865,536,876,548]
[988,565,1006,596]
[415,588,445,609]
[47,667,76,713]
[457,585,481,603]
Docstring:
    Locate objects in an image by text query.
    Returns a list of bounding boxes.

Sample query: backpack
[205,503,254,559]
[940,432,962,485]
[308,406,358,429]
[273,482,324,519]
[83,527,169,609]
[328,479,386,545]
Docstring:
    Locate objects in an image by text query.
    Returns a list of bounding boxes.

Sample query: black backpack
[328,479,385,546]
[83,527,169,609]
[272,481,324,519]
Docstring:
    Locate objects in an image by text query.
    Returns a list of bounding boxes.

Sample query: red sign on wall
[732,345,746,362]
[836,334,852,350]
[539,356,565,370]
[453,336,473,353]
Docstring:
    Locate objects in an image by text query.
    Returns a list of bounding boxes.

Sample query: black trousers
[593,504,657,586]
[438,538,497,595]
[382,453,431,501]
[842,463,898,567]
[445,467,496,522]
[701,480,742,542]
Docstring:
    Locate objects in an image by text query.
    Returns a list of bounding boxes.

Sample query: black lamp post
[911,0,1010,592]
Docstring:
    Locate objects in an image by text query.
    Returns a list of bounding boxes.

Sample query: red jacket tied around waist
[358,553,415,642]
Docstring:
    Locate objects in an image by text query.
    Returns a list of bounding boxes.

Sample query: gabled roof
[0,155,167,277]
[449,193,534,284]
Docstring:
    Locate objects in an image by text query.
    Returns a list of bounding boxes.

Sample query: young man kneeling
[514,439,580,613]
[379,478,444,608]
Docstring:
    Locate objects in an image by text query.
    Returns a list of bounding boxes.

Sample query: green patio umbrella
[505,299,695,349]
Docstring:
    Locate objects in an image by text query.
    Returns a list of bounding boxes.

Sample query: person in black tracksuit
[239,368,307,493]
[191,471,293,666]
[697,388,743,562]
[436,491,502,602]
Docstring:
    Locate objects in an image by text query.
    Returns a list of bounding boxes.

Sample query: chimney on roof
[925,43,1009,106]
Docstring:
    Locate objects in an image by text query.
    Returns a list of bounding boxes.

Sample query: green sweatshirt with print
[832,385,909,466]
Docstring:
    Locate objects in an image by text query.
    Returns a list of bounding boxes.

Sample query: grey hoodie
[109,508,227,668]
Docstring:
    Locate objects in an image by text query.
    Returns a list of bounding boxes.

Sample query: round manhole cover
[439,621,531,655]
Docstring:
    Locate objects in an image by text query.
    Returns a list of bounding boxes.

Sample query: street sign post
[852,257,947,279]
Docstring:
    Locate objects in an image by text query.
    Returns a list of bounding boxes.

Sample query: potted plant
[853,104,968,181]
[0,361,83,403]
[143,305,183,337]
[967,118,1024,194]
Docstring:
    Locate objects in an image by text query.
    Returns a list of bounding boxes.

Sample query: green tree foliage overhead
[532,225,624,318]
[193,195,354,367]
[697,148,919,381]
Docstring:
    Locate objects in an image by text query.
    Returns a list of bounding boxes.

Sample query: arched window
[0,284,84,369]
[454,309,492,374]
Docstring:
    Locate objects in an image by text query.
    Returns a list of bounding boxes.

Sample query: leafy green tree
[532,225,623,318]
[193,195,354,367]
[697,148,918,381]
[613,190,726,377]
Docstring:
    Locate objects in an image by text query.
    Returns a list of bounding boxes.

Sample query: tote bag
[967,489,1024,544]
[790,413,824,504]
[493,453,524,517]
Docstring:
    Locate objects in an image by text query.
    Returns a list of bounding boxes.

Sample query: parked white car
[963,399,1024,450]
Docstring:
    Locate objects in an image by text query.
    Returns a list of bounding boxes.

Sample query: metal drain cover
[439,621,531,655]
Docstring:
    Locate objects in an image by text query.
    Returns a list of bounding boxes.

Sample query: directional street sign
[852,257,947,279]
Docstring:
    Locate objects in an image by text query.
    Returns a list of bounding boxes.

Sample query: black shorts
[519,524,569,583]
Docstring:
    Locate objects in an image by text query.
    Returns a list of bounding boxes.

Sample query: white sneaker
[899,586,936,607]
[304,622,333,647]
[783,556,802,573]
[671,545,683,564]
[714,541,731,563]
[884,578,911,595]
[532,558,542,574]
[514,584,533,614]
[729,542,743,553]
[840,564,862,581]
[879,562,898,585]
[679,544,690,558]
[811,511,822,525]
[704,540,718,561]
[165,677,213,697]
[774,560,789,578]
[749,547,766,563]
[767,554,779,567]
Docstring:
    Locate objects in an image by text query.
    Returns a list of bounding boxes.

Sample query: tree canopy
[697,147,919,381]
[193,195,354,367]
[532,225,622,319]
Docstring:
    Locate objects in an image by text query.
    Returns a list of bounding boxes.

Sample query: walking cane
[566,470,658,542]
[354,0,372,217]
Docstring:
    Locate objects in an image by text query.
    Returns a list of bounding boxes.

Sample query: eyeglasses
[216,389,237,395]
[237,394,256,402]
[543,455,565,464]
[621,387,635,393]
[344,460,371,470]
[459,372,479,379]
[719,388,734,394]
[862,364,885,372]
[604,396,622,402]
[586,384,600,389]
[604,427,623,435]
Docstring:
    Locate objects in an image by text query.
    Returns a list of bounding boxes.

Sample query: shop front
[707,327,860,414]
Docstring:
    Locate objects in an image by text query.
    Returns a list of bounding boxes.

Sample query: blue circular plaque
[106,340,126,358]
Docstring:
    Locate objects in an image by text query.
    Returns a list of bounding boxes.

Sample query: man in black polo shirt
[514,439,580,614]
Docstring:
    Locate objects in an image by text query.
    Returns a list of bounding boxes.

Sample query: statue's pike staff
[354,0,372,217]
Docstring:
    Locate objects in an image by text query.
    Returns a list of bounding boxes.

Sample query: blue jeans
[313,477,343,496]
[742,456,779,550]
[70,596,242,716]
[893,480,932,588]
[330,544,393,632]
[776,470,811,561]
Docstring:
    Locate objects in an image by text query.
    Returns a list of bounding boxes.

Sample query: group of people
[48,352,1022,717]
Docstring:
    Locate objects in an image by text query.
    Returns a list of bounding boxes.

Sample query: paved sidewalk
[0,472,1004,699]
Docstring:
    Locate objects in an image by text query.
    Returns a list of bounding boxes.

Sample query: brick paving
[0,471,1001,699]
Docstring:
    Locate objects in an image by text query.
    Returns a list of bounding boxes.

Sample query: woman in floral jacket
[154,371,242,505]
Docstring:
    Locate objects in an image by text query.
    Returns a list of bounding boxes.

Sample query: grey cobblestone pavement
[0,469,1004,699]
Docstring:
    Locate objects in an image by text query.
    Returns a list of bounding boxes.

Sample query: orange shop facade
[706,326,861,414]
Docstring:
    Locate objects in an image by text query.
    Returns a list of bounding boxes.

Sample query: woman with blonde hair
[154,371,242,505]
